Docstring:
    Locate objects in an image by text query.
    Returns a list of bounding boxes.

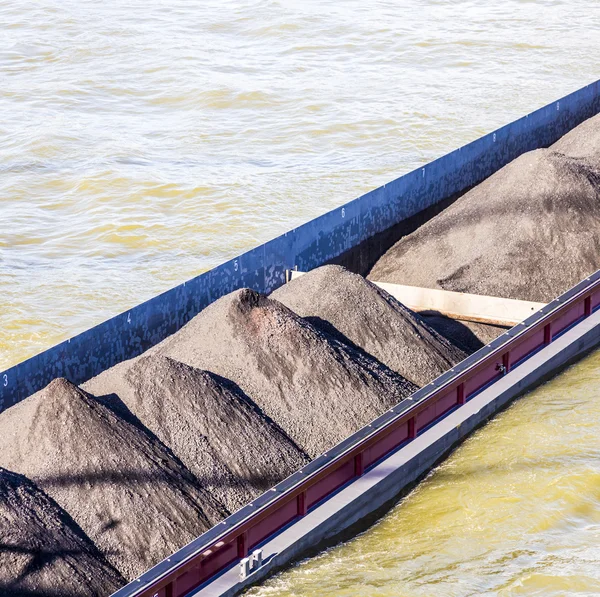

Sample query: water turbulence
[246,350,600,597]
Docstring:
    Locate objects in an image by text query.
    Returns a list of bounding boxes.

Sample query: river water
[246,350,600,597]
[1,0,600,369]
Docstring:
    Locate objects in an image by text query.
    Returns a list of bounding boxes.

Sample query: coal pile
[0,378,227,582]
[0,467,124,597]
[369,149,600,303]
[153,288,418,458]
[552,112,600,162]
[84,354,309,513]
[271,265,466,386]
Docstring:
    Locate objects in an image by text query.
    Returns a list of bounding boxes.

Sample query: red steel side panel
[306,459,355,510]
[510,328,545,365]
[362,421,409,468]
[416,390,455,431]
[552,302,585,337]
[415,402,435,432]
[434,390,457,417]
[197,541,237,585]
[464,362,499,399]
[247,498,298,550]
[173,563,203,596]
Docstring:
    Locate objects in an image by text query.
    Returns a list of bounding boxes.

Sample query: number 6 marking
[341,208,345,218]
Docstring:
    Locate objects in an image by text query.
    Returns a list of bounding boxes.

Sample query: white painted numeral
[557,101,560,111]
[341,208,345,218]
[493,133,496,142]
[422,167,425,177]
[127,313,131,324]
[234,260,239,272]
[3,374,7,387]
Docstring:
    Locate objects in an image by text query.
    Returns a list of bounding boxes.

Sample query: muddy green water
[1,0,600,369]
[246,350,600,597]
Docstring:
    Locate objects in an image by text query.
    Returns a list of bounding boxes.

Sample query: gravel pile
[153,288,418,458]
[84,354,309,513]
[271,265,466,386]
[0,467,124,597]
[369,148,600,303]
[552,112,600,162]
[0,378,227,582]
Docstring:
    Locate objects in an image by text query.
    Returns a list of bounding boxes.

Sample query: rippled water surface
[246,350,600,597]
[1,1,599,367]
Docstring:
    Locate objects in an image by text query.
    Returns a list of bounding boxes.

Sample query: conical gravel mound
[271,265,466,386]
[153,288,418,458]
[0,466,125,597]
[0,378,228,581]
[369,149,600,303]
[84,354,309,513]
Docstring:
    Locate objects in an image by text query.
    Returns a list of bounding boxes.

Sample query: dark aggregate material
[5,113,600,592]
[84,354,309,513]
[271,265,467,386]
[0,379,227,582]
[552,112,600,162]
[0,467,124,597]
[369,148,600,303]
[154,288,418,458]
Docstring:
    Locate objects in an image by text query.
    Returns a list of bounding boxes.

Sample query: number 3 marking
[3,375,7,387]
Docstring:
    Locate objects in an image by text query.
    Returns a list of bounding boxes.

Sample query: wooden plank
[287,270,545,326]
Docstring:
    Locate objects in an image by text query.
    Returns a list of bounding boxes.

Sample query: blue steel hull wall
[1,80,599,412]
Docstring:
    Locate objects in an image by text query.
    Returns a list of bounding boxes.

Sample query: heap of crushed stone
[368,149,600,303]
[270,265,466,386]
[0,378,228,582]
[552,112,600,162]
[0,467,124,597]
[84,355,309,513]
[152,288,418,458]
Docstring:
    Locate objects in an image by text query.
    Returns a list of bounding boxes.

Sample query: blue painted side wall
[1,80,599,412]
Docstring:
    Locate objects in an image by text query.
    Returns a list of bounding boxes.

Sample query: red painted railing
[113,270,600,597]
